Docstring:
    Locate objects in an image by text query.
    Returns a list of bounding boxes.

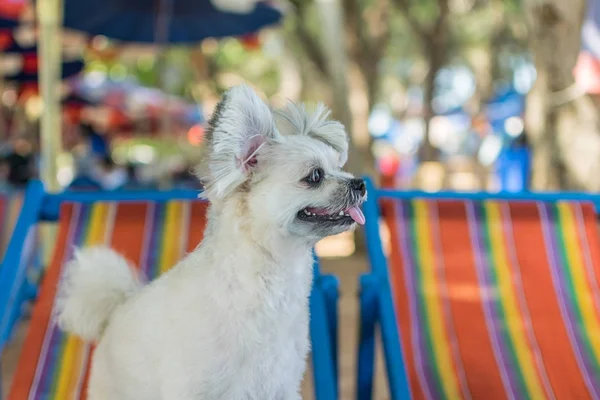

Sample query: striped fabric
[382,198,600,400]
[9,200,208,399]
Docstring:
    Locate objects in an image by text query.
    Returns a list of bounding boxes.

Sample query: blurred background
[3,1,600,398]
[0,0,597,197]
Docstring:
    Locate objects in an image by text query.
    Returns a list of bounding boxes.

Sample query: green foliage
[84,37,280,102]
[210,39,280,96]
[404,0,444,29]
[80,0,528,114]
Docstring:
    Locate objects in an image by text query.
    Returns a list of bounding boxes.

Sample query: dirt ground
[1,254,391,400]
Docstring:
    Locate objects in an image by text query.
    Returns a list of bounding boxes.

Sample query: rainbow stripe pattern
[9,200,208,399]
[382,198,600,400]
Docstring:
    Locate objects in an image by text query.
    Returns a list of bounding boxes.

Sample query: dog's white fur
[56,85,365,400]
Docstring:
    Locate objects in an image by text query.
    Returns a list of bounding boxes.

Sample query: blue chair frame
[357,177,600,400]
[0,180,339,400]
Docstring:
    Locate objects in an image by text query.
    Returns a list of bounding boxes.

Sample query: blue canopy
[61,0,283,44]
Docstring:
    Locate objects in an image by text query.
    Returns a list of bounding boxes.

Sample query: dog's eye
[305,168,324,185]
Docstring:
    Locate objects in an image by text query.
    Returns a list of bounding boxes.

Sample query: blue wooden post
[357,273,378,400]
[362,177,412,400]
[310,257,338,400]
[0,180,45,351]
[320,274,340,384]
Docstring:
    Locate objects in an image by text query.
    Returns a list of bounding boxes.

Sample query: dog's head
[198,85,366,241]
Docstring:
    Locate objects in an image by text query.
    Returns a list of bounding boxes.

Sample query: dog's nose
[349,178,366,196]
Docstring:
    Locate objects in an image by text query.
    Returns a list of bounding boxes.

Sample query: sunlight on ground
[315,220,391,259]
[315,231,355,258]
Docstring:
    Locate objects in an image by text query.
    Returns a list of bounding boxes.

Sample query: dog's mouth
[297,205,366,225]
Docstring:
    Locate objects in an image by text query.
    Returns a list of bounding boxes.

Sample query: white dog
[56,85,367,400]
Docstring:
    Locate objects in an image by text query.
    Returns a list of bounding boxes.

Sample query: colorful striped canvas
[382,198,600,400]
[9,200,208,400]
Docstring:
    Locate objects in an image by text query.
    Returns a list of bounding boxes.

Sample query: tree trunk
[420,36,445,163]
[524,67,566,189]
[347,62,378,179]
[466,46,494,115]
[313,0,365,252]
[278,52,303,102]
[315,0,353,138]
[524,0,600,191]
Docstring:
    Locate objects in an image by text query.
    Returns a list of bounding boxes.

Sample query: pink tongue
[347,206,366,225]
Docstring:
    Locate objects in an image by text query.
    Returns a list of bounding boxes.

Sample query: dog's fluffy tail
[56,247,142,342]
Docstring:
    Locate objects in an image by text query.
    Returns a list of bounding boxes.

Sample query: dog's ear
[198,84,280,199]
[275,102,348,167]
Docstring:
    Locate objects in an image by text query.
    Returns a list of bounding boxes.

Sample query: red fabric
[240,34,261,50]
[0,0,26,19]
[0,30,13,50]
[21,53,38,74]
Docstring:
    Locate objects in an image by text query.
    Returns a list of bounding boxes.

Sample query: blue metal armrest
[310,257,339,400]
[0,181,46,352]
[358,178,412,400]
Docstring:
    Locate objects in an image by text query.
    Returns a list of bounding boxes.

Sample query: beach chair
[359,177,600,400]
[0,180,338,400]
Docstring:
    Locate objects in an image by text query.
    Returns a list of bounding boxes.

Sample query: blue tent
[61,0,283,44]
